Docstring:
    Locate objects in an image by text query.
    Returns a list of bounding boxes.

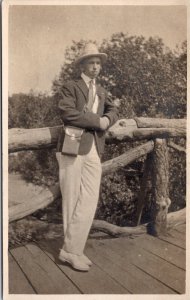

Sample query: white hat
[75,43,107,65]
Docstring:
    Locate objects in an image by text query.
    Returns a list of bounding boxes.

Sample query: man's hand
[100,116,110,130]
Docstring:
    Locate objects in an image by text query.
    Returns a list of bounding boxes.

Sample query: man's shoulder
[63,78,82,88]
[63,78,77,86]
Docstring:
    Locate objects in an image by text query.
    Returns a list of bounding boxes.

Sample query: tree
[52,33,187,118]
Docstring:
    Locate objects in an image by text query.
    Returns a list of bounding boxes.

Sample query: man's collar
[81,73,96,85]
[75,77,105,101]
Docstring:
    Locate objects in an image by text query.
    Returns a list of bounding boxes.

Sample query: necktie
[87,80,95,111]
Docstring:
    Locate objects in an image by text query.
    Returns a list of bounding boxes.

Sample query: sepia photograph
[3,0,188,299]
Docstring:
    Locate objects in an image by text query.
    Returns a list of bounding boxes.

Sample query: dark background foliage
[9,33,186,226]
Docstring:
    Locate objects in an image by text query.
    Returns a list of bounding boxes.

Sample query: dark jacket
[57,78,119,156]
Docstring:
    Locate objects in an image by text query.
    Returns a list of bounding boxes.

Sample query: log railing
[8,117,186,236]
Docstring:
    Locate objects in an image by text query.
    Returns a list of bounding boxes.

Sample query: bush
[9,91,62,129]
[9,149,59,187]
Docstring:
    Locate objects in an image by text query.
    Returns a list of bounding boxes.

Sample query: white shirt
[81,72,99,113]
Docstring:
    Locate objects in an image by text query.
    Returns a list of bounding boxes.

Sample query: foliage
[9,33,186,226]
[9,150,59,187]
[8,91,61,187]
[168,139,186,212]
[8,91,62,129]
[52,34,186,119]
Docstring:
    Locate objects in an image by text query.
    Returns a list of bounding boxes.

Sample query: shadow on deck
[9,223,186,295]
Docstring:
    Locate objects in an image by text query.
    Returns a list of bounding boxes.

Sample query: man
[56,43,119,271]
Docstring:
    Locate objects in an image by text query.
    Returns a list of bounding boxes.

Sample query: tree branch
[168,141,186,153]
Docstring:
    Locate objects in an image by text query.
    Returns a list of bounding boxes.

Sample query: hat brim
[75,53,107,65]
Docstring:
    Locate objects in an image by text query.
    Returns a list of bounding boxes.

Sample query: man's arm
[102,93,119,128]
[58,83,102,130]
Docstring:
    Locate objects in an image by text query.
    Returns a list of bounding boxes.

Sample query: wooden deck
[9,223,186,294]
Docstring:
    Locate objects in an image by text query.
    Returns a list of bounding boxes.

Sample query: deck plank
[9,223,186,295]
[25,243,80,294]
[9,252,35,294]
[38,239,128,294]
[100,237,185,294]
[173,223,186,234]
[133,234,186,270]
[158,229,186,249]
[86,239,175,294]
[10,244,80,294]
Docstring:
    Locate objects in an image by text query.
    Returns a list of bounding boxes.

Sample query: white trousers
[56,140,102,255]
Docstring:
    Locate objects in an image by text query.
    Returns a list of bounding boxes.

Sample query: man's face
[81,56,102,79]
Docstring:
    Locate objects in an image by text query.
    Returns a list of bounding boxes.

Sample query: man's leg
[56,152,82,235]
[63,142,102,255]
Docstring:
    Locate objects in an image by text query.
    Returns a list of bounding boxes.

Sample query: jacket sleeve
[58,82,101,130]
[103,92,119,127]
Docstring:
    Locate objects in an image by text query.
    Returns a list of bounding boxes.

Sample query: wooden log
[9,208,186,244]
[151,139,171,236]
[8,126,62,153]
[133,128,185,140]
[93,207,185,237]
[167,207,186,228]
[91,220,147,237]
[9,141,154,222]
[105,119,138,142]
[135,153,153,225]
[9,184,60,223]
[135,117,186,129]
[168,141,186,153]
[8,120,138,153]
[8,118,186,153]
[102,141,154,175]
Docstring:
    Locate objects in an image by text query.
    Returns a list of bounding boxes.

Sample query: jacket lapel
[75,79,89,102]
[96,84,105,100]
[96,84,106,113]
[75,79,106,113]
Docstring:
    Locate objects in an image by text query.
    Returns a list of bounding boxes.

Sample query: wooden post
[136,153,153,226]
[151,138,171,235]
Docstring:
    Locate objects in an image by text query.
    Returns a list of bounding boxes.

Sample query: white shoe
[82,254,92,266]
[59,249,90,271]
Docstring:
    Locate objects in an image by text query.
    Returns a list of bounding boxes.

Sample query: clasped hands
[99,116,110,130]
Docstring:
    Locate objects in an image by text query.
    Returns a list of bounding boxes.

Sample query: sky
[8,5,187,95]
